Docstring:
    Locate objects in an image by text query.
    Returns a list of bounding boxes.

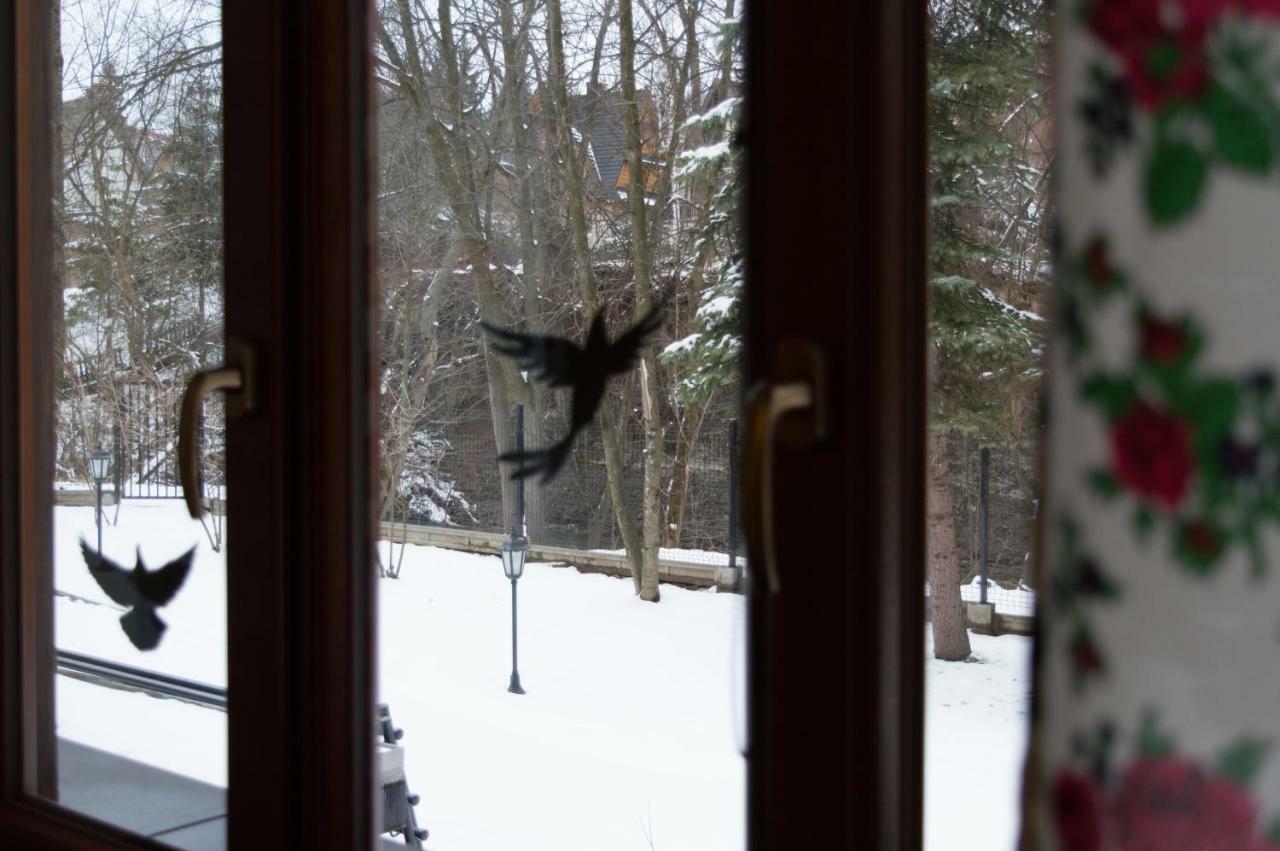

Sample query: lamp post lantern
[88,444,111,555]
[502,403,529,694]
[501,532,527,694]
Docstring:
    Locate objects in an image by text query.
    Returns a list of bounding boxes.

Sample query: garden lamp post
[501,532,527,694]
[89,444,111,555]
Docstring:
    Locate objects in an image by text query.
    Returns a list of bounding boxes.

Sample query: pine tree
[927,0,1050,659]
[154,69,223,370]
[661,16,742,404]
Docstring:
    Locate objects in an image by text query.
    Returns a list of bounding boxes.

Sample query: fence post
[979,446,990,604]
[514,403,526,537]
[728,418,740,581]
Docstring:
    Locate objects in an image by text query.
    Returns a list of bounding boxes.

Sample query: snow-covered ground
[959,576,1037,617]
[591,545,745,567]
[925,626,1032,851]
[53,500,1031,850]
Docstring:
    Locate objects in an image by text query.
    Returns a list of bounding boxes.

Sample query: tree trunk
[663,399,706,548]
[379,0,535,534]
[928,427,972,661]
[619,0,662,602]
[502,0,547,543]
[545,0,645,588]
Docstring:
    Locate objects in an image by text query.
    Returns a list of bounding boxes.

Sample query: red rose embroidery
[1070,631,1106,679]
[1139,316,1188,363]
[1199,779,1262,847]
[1111,758,1202,849]
[1111,401,1195,508]
[1054,770,1104,851]
[1089,0,1223,109]
[1180,518,1225,561]
[1087,239,1114,289]
[1110,758,1264,849]
[1243,0,1280,18]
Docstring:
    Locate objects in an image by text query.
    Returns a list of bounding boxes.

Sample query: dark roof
[564,86,660,200]
[569,88,626,199]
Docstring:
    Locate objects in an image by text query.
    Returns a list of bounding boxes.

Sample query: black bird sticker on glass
[79,540,196,650]
[483,300,666,483]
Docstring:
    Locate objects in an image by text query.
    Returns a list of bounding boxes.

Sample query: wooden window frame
[0,0,376,846]
[743,1,926,848]
[0,0,927,847]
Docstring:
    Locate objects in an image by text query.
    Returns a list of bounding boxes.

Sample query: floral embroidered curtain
[1027,1,1280,849]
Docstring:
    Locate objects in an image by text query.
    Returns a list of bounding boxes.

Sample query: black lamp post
[501,532,527,694]
[88,444,111,555]
[502,403,529,695]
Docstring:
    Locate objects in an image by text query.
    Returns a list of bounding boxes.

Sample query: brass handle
[742,341,826,594]
[179,340,255,519]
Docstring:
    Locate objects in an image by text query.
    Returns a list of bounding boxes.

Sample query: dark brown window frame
[0,0,376,846]
[0,0,926,848]
[743,2,926,848]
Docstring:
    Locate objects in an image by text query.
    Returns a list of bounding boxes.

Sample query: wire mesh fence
[97,382,1036,612]
[386,405,742,570]
[946,439,1038,617]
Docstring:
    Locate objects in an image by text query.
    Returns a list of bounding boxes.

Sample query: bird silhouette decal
[482,299,666,483]
[79,540,196,650]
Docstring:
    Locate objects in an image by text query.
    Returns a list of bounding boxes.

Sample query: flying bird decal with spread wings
[80,540,196,650]
[483,299,666,483]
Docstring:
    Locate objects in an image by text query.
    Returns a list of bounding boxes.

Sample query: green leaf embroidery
[1134,506,1156,540]
[1081,373,1136,418]
[1206,85,1273,173]
[1138,711,1176,758]
[1146,139,1208,225]
[1183,379,1241,444]
[1267,818,1280,846]
[1217,738,1270,787]
[1088,469,1121,499]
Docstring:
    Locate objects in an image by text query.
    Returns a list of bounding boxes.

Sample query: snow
[662,332,701,357]
[53,501,1031,850]
[53,500,744,849]
[960,577,1037,617]
[925,626,1032,851]
[678,140,730,164]
[978,285,1045,324]
[590,545,744,567]
[697,295,735,320]
[675,141,731,179]
[681,97,741,131]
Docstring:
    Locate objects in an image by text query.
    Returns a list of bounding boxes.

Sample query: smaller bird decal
[483,299,667,483]
[79,540,196,650]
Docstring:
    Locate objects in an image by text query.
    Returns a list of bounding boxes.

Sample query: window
[0,2,934,848]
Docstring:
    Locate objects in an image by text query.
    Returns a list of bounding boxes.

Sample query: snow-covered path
[53,501,1030,850]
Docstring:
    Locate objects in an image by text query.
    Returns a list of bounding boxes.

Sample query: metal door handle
[743,341,826,594]
[179,339,255,519]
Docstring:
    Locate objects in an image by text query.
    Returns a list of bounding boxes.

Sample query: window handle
[178,339,255,519]
[743,340,826,594]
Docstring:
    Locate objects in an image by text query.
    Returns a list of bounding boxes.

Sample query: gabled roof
[564,86,662,201]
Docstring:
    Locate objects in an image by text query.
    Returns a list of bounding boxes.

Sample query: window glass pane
[47,1,228,846]
[924,1,1049,848]
[373,1,746,846]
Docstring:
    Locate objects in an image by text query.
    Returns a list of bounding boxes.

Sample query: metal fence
[948,441,1038,617]
[100,382,1036,615]
[111,382,225,501]
[103,380,740,573]
[388,405,742,570]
